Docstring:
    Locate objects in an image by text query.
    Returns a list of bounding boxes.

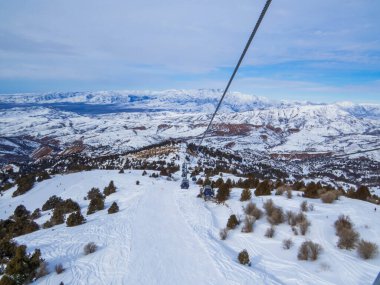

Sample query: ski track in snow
[123,179,227,285]
[4,170,379,284]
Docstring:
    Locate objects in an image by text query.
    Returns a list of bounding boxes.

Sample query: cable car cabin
[203,185,214,200]
[181,178,189,189]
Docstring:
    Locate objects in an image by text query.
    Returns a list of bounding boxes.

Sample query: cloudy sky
[0,0,379,103]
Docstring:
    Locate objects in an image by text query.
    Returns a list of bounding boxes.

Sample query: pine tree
[238,249,250,265]
[255,180,271,196]
[87,197,104,215]
[108,202,119,214]
[87,188,104,200]
[5,245,43,285]
[240,189,252,201]
[216,183,230,202]
[355,185,370,201]
[66,211,86,227]
[103,181,116,196]
[226,214,239,229]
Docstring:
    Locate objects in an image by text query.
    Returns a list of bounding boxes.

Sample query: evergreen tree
[240,188,252,201]
[51,207,65,225]
[226,214,239,229]
[66,211,86,227]
[13,205,30,220]
[103,181,117,196]
[255,180,271,196]
[108,202,119,214]
[355,185,370,201]
[216,183,230,202]
[87,197,104,215]
[42,195,63,211]
[87,188,104,200]
[5,245,43,285]
[303,182,319,198]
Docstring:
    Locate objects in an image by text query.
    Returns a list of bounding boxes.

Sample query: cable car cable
[197,0,273,150]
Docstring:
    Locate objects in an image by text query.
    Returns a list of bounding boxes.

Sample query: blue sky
[0,0,379,103]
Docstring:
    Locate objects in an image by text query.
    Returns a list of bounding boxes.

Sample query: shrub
[354,185,371,201]
[87,188,104,200]
[263,199,275,216]
[42,220,53,229]
[108,202,119,214]
[275,188,284,196]
[59,199,80,214]
[243,202,262,220]
[265,226,275,238]
[297,241,322,261]
[226,215,239,229]
[31,208,41,220]
[321,191,337,203]
[286,189,293,199]
[334,215,353,235]
[337,228,359,250]
[237,249,250,266]
[267,207,284,225]
[87,197,105,215]
[299,220,311,236]
[240,189,252,201]
[12,174,35,197]
[55,263,65,274]
[300,201,308,212]
[13,205,30,220]
[0,239,17,262]
[36,171,50,182]
[103,181,116,196]
[84,242,97,255]
[283,238,294,250]
[303,182,319,198]
[241,215,256,233]
[216,183,230,203]
[66,211,86,227]
[255,180,271,196]
[292,227,299,236]
[42,195,63,211]
[0,275,17,285]
[5,245,44,284]
[285,211,297,226]
[142,170,147,176]
[51,207,65,225]
[357,240,378,259]
[219,228,228,240]
[295,212,307,224]
[35,261,49,279]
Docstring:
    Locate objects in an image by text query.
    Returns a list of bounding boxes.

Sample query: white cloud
[0,0,379,102]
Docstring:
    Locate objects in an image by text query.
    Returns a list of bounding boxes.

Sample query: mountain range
[0,89,379,165]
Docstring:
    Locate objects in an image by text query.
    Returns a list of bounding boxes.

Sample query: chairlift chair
[181,178,189,189]
[203,185,214,200]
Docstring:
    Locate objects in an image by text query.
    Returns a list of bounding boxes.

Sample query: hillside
[1,90,379,165]
[0,169,379,285]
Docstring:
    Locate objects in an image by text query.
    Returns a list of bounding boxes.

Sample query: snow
[1,170,379,284]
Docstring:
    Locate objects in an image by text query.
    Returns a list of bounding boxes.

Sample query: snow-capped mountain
[0,89,379,164]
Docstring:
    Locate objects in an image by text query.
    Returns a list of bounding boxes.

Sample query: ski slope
[1,170,379,284]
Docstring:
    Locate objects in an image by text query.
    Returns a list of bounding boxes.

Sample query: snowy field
[1,170,379,285]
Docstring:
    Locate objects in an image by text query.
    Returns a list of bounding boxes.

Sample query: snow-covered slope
[1,170,379,284]
[0,89,379,164]
[0,89,274,112]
